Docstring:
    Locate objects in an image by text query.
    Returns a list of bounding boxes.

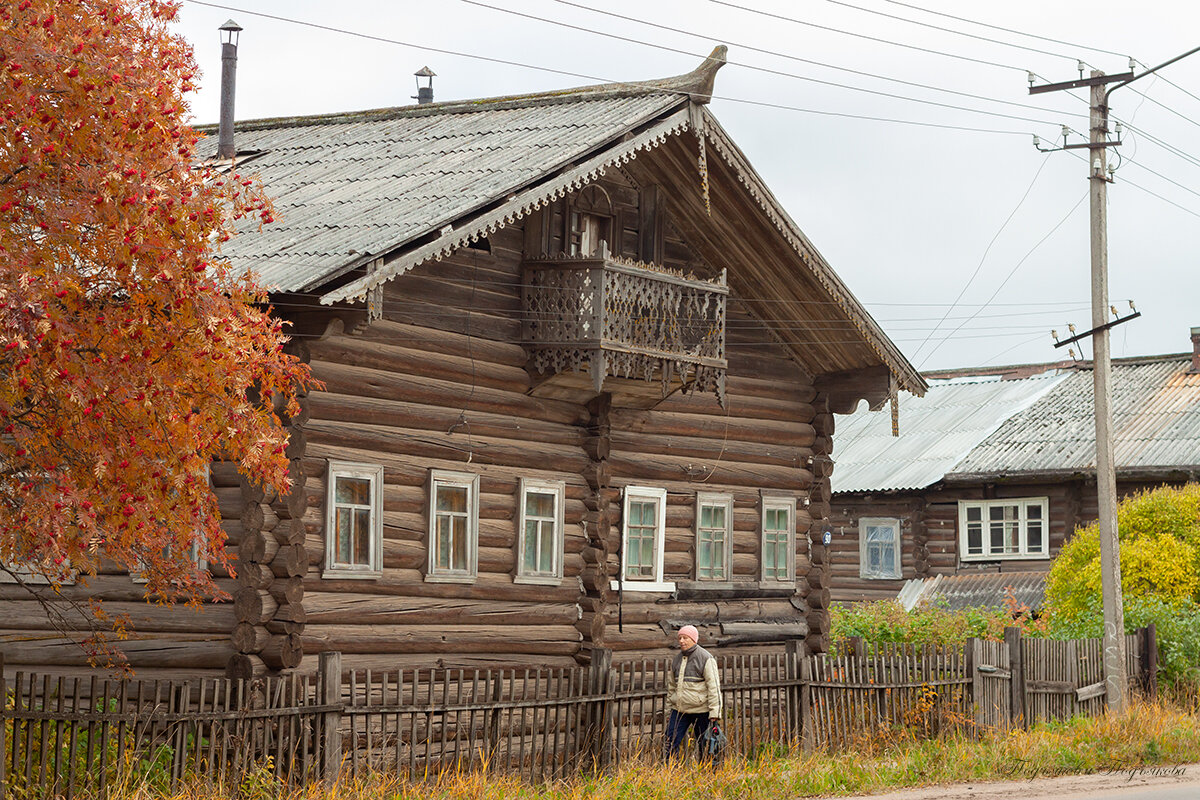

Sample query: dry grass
[104,700,1200,800]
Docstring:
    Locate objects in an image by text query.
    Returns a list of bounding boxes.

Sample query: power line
[181,0,1041,137]
[910,154,1052,362]
[881,0,1130,60]
[706,0,1025,72]
[917,190,1088,367]
[550,0,1079,119]
[465,0,1067,129]
[822,0,1079,62]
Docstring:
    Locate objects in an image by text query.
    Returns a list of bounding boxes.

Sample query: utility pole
[1032,44,1200,713]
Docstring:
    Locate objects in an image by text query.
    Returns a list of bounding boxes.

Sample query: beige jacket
[666,644,722,718]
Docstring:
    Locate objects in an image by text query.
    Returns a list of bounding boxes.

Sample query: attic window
[567,185,614,257]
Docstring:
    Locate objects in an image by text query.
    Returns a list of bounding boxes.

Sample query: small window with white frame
[134,463,213,584]
[761,495,796,585]
[612,486,673,593]
[516,478,564,584]
[324,461,384,578]
[859,517,901,579]
[958,497,1049,560]
[695,492,732,581]
[427,469,479,583]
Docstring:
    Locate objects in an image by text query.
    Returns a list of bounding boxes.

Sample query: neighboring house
[827,330,1200,607]
[1,48,925,678]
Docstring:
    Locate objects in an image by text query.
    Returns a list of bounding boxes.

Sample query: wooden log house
[1,49,926,678]
[827,343,1200,607]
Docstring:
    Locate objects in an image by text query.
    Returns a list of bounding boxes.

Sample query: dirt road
[819,763,1200,800]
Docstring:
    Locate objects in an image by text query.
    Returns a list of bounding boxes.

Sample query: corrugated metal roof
[831,373,1069,493]
[949,357,1200,476]
[193,93,683,292]
[897,572,1047,612]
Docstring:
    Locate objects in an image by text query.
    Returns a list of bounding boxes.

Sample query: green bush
[1046,484,1200,621]
[1046,594,1200,693]
[829,600,1021,649]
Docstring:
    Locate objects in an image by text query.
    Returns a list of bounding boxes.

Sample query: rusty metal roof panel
[194,93,683,292]
[832,373,1069,494]
[898,571,1047,612]
[949,358,1200,476]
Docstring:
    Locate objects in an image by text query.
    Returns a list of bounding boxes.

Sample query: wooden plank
[1076,681,1107,702]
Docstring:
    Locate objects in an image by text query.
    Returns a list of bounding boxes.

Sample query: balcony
[523,242,728,407]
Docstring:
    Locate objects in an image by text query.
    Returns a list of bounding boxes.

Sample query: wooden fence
[1,627,1156,796]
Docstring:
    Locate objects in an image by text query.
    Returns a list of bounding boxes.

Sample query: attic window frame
[566,185,616,257]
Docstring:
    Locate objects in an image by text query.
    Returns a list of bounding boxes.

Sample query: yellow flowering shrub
[1046,484,1200,622]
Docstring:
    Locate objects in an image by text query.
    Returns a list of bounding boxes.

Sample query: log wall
[293,183,831,671]
[829,478,1187,606]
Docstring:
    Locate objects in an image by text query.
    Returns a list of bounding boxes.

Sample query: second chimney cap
[219,18,243,33]
[414,66,436,78]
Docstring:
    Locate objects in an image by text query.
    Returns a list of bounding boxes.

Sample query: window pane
[526,491,554,519]
[353,508,371,565]
[437,485,467,513]
[523,520,539,572]
[437,516,451,569]
[336,508,353,563]
[452,515,468,570]
[966,521,982,555]
[336,476,371,506]
[1027,519,1043,553]
[711,540,724,574]
[1026,503,1043,520]
[538,521,555,573]
[966,505,982,522]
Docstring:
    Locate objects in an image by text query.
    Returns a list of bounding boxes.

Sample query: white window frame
[611,486,673,593]
[426,469,479,583]
[134,463,213,584]
[515,477,565,585]
[323,461,384,578]
[859,517,902,579]
[760,495,797,586]
[958,497,1050,561]
[694,492,733,582]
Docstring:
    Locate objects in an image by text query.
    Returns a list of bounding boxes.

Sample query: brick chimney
[1191,326,1200,373]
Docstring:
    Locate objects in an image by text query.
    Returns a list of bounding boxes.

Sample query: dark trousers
[665,710,712,761]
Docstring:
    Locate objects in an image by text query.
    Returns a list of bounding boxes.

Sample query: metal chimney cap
[219,19,243,33]
[414,66,436,78]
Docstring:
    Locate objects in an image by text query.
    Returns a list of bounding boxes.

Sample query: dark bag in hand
[704,721,727,760]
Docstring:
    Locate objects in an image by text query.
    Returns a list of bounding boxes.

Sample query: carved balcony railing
[523,243,728,405]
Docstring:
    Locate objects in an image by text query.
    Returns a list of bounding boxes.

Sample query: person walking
[665,624,722,761]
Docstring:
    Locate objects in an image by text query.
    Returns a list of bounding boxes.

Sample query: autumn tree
[0,0,311,628]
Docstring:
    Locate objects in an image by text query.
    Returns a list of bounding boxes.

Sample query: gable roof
[833,353,1200,494]
[832,372,1067,493]
[948,355,1200,479]
[193,49,925,396]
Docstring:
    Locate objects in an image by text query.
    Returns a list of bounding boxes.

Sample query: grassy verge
[117,700,1200,800]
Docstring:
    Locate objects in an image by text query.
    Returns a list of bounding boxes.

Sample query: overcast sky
[173,0,1199,372]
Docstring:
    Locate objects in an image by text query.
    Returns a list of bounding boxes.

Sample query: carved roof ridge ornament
[634,45,728,105]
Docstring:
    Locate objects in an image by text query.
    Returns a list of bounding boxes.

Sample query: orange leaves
[1,0,316,633]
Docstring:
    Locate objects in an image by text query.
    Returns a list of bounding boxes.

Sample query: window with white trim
[859,517,901,579]
[612,486,673,592]
[134,463,212,584]
[761,495,796,585]
[324,461,384,577]
[516,478,564,584]
[427,470,479,583]
[695,492,732,581]
[958,498,1049,560]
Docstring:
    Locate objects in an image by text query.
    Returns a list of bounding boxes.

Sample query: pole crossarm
[1053,312,1141,349]
[1029,71,1133,94]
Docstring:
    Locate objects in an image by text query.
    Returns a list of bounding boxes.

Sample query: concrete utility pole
[1087,72,1126,714]
[1032,44,1200,712]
